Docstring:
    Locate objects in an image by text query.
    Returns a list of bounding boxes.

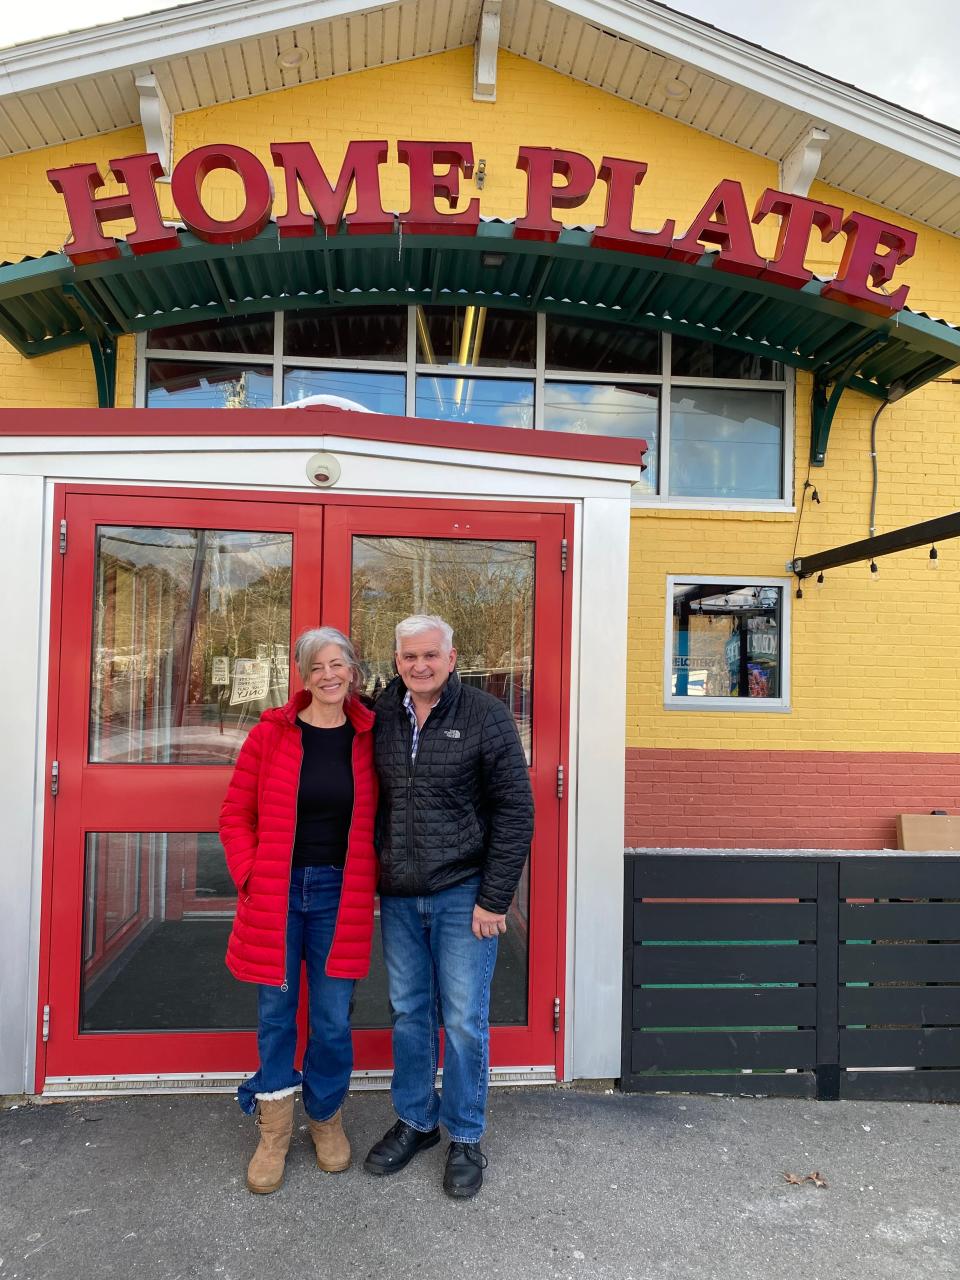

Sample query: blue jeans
[380,876,498,1144]
[237,865,355,1122]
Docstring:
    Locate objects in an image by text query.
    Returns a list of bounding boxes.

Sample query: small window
[665,577,790,711]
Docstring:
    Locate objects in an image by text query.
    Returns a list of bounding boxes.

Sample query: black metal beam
[793,509,960,577]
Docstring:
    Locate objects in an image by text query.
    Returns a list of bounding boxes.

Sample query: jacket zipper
[330,730,361,962]
[280,729,305,992]
[405,716,416,858]
[405,702,440,861]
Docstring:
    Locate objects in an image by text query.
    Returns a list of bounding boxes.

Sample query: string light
[816,572,825,584]
[869,559,880,579]
[930,545,939,564]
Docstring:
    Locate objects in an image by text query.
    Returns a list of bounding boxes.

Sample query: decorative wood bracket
[474,0,501,102]
[779,127,830,197]
[135,70,174,176]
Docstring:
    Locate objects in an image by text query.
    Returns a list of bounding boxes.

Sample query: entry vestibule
[0,407,642,1096]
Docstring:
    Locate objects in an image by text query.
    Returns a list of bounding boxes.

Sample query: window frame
[663,573,792,713]
[136,307,795,512]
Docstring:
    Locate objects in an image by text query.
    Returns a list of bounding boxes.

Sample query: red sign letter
[671,179,766,275]
[820,212,917,315]
[515,147,596,243]
[47,152,177,264]
[170,145,273,245]
[752,190,843,289]
[592,157,675,257]
[271,140,391,237]
[398,142,479,236]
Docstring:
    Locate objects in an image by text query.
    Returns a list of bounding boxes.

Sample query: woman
[220,626,377,1195]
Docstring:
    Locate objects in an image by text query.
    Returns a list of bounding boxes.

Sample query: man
[364,614,534,1198]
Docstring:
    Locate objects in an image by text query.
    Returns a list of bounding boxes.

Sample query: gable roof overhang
[1,0,960,236]
[1,217,957,464]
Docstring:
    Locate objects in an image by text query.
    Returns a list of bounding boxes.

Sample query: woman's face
[304,643,352,709]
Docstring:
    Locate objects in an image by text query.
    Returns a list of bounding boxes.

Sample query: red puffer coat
[220,690,378,985]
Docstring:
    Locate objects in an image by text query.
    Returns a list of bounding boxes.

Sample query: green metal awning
[1,217,959,462]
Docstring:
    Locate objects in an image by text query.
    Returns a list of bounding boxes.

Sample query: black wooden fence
[622,851,960,1101]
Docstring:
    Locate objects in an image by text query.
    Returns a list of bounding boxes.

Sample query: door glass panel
[351,536,534,760]
[349,535,534,1027]
[80,833,257,1032]
[90,527,292,764]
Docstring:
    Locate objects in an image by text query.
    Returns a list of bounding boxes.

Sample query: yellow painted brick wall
[0,48,958,751]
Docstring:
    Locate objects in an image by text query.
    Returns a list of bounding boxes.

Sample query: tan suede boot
[307,1109,351,1173]
[246,1095,295,1194]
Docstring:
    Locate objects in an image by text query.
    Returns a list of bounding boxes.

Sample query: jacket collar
[265,688,375,733]
[381,669,461,713]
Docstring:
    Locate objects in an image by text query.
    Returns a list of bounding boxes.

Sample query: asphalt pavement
[2,1085,958,1280]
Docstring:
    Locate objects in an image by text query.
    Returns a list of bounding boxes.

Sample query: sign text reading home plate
[48,141,917,317]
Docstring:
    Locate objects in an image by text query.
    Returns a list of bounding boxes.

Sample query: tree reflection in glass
[89,527,293,764]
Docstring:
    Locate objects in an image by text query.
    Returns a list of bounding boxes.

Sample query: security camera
[306,452,341,488]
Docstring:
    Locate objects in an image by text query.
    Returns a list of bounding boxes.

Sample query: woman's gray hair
[394,614,454,652]
[294,626,362,691]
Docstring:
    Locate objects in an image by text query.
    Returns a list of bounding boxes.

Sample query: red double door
[39,487,569,1087]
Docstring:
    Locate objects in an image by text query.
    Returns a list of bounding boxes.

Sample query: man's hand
[472,905,507,940]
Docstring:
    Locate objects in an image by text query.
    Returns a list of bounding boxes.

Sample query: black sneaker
[363,1119,441,1176]
[442,1141,488,1198]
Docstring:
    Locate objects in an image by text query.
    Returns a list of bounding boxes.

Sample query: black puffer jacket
[373,672,534,914]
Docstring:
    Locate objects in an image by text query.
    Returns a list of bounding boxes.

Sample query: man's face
[396,628,457,702]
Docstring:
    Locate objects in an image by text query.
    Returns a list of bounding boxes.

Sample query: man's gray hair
[294,626,362,690]
[394,614,454,653]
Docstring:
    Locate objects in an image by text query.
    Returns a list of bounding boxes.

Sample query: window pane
[543,381,658,494]
[284,306,407,360]
[90,526,292,764]
[146,314,274,355]
[417,306,536,368]
[416,375,533,427]
[80,832,257,1032]
[146,362,273,408]
[283,368,405,414]
[672,336,782,380]
[671,583,782,700]
[545,315,660,375]
[669,388,783,500]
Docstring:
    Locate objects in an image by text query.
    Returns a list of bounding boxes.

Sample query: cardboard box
[897,814,960,851]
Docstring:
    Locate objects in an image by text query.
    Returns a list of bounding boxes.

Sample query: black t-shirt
[292,718,355,868]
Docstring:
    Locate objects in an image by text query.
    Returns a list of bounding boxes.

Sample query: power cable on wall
[790,463,821,598]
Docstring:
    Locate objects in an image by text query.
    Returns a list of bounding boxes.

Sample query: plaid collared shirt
[403,689,440,759]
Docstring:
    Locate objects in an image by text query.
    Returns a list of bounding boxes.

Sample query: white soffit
[0,0,959,235]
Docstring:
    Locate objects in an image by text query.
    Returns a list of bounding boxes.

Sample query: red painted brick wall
[625,749,960,849]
